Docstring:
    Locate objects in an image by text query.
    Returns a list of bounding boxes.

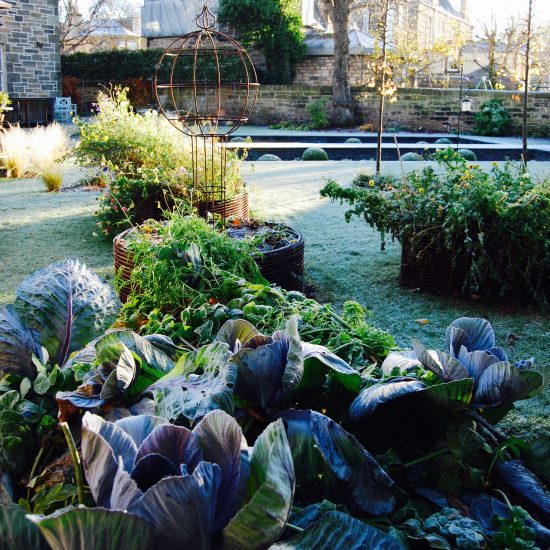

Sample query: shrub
[76,87,186,175]
[306,99,329,129]
[0,91,11,114]
[0,126,29,178]
[230,136,246,142]
[400,152,423,161]
[386,124,405,133]
[345,138,362,143]
[41,165,63,192]
[270,120,310,131]
[353,172,398,189]
[457,148,477,161]
[302,147,329,161]
[27,124,70,173]
[62,49,164,82]
[416,140,428,145]
[257,154,282,161]
[435,138,453,144]
[77,88,247,236]
[473,99,511,136]
[321,148,550,306]
[218,0,306,84]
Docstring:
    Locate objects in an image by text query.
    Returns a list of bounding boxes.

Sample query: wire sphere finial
[196,4,216,30]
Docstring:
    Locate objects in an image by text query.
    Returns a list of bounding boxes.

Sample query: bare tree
[526,20,550,89]
[60,0,105,53]
[522,0,534,161]
[59,0,138,53]
[474,17,525,89]
[363,0,401,174]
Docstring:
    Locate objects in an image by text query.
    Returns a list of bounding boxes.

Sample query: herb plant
[121,216,395,365]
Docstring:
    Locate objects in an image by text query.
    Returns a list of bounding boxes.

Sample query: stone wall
[294,55,371,87]
[77,83,550,136]
[251,87,550,136]
[0,0,60,98]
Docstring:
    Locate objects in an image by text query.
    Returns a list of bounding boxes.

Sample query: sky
[80,0,550,29]
[452,0,550,30]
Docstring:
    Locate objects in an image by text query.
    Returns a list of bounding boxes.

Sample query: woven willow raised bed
[114,220,304,302]
[197,190,249,220]
[399,235,469,296]
[254,225,304,292]
[132,189,249,226]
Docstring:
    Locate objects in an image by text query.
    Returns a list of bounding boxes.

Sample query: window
[0,44,5,91]
[425,15,433,48]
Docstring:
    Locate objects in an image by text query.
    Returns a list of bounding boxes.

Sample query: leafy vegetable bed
[1,213,549,549]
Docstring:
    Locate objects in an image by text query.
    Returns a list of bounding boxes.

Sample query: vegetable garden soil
[226,219,299,253]
[1,160,550,439]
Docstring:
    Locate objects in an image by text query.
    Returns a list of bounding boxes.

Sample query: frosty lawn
[1,159,549,438]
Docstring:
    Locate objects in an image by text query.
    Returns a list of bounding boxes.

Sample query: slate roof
[142,0,219,38]
[438,0,462,19]
[90,19,140,38]
[304,27,383,56]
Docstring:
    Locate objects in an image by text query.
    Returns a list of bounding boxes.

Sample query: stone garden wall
[0,0,61,98]
[251,87,550,136]
[294,55,371,87]
[78,83,550,136]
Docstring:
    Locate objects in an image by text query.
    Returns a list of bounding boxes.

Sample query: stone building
[389,0,472,50]
[0,0,61,98]
[71,18,143,53]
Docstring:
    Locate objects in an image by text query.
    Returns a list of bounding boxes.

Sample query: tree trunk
[522,0,533,162]
[331,0,354,127]
[376,0,390,174]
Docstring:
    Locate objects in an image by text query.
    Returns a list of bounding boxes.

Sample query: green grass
[246,160,550,439]
[0,176,113,305]
[1,160,549,439]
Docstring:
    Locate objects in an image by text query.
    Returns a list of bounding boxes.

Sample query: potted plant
[321,149,550,308]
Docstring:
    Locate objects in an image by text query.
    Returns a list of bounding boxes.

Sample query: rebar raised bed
[114,218,304,302]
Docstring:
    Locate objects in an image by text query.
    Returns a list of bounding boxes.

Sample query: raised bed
[132,189,249,226]
[227,220,304,292]
[114,217,303,302]
[197,190,249,220]
[399,235,469,296]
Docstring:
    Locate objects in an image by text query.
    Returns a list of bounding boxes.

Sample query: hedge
[62,49,264,83]
[62,50,164,82]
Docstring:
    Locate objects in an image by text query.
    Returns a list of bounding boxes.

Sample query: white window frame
[0,44,6,91]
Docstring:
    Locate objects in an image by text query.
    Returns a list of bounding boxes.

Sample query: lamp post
[456,64,471,150]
